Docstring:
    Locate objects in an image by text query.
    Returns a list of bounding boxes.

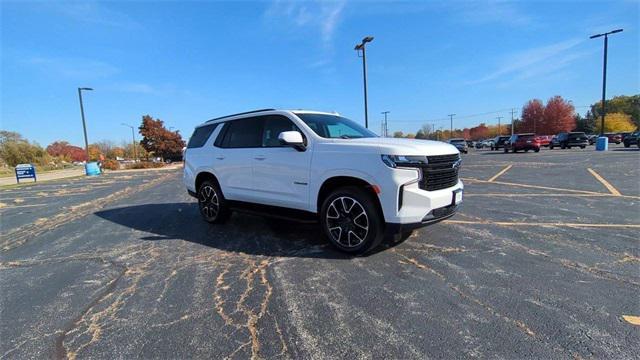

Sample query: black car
[549,132,588,149]
[490,136,510,150]
[623,131,639,147]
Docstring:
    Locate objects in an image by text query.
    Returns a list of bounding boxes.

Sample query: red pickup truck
[504,133,541,153]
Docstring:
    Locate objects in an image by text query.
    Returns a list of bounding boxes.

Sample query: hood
[320,137,460,156]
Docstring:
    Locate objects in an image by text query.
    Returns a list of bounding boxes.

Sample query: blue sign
[15,163,36,183]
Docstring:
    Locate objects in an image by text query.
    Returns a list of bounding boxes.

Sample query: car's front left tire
[198,180,231,224]
[320,186,384,255]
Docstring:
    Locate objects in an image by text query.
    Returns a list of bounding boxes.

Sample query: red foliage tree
[46,141,87,161]
[469,123,489,140]
[542,96,575,134]
[139,115,185,160]
[519,99,545,134]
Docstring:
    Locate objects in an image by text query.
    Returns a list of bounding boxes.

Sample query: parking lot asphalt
[1,145,638,359]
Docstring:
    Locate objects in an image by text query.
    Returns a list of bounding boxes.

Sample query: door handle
[254,155,266,161]
[215,155,225,160]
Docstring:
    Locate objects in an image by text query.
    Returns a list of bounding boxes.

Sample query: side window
[261,115,303,147]
[219,117,264,148]
[187,124,217,149]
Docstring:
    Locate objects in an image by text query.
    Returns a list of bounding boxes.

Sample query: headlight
[381,155,428,168]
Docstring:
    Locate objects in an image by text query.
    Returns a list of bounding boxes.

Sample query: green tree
[0,132,49,167]
[392,131,404,138]
[590,95,640,129]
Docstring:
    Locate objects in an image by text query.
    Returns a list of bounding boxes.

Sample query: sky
[1,0,639,146]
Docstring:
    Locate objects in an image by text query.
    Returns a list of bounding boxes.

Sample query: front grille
[419,154,460,191]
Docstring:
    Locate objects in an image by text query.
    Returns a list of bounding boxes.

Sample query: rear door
[213,117,264,202]
[251,115,313,210]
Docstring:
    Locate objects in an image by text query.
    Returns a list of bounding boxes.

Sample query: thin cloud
[451,1,533,27]
[265,0,346,47]
[113,82,156,94]
[27,56,119,79]
[468,38,586,85]
[44,1,140,28]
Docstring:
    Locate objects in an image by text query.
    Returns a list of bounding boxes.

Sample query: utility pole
[590,29,623,136]
[121,123,137,161]
[381,111,390,137]
[448,114,456,139]
[510,108,516,135]
[496,116,503,136]
[77,87,94,162]
[354,36,374,128]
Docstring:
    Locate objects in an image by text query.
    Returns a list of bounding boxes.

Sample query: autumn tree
[139,115,185,160]
[0,132,50,167]
[46,141,87,162]
[590,95,640,128]
[392,131,404,138]
[543,96,575,134]
[594,113,637,133]
[519,99,545,133]
[469,123,489,140]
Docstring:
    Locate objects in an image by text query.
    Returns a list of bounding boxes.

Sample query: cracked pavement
[1,147,638,359]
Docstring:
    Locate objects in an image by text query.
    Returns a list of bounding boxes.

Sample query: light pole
[381,111,390,137]
[355,36,374,128]
[121,123,137,161]
[77,87,93,161]
[496,116,503,135]
[590,29,623,136]
[448,114,456,138]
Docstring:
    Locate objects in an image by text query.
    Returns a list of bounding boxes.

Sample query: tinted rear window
[219,117,263,148]
[187,124,217,148]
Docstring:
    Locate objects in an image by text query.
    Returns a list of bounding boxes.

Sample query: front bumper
[386,203,459,235]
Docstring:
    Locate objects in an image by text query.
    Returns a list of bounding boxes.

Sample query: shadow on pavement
[94,202,392,259]
[612,148,639,152]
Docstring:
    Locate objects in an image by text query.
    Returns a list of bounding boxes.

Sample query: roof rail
[205,108,276,123]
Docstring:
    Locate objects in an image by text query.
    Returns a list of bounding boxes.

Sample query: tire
[534,148,540,153]
[549,145,554,149]
[580,146,585,149]
[561,144,566,149]
[624,142,630,148]
[320,186,384,254]
[504,147,508,153]
[197,180,231,224]
[568,146,572,149]
[525,149,529,153]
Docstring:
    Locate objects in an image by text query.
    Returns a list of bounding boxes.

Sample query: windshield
[294,113,377,139]
[449,139,465,143]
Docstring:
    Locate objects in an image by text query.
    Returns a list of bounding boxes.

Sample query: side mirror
[278,131,306,151]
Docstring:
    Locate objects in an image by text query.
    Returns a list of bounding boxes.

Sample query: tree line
[395,94,638,141]
[0,115,185,168]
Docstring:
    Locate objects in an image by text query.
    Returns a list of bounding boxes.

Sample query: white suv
[183,109,463,254]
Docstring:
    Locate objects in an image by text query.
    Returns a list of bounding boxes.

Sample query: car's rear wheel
[320,186,384,254]
[549,145,554,149]
[198,180,231,224]
[534,148,540,153]
[624,142,630,148]
[580,145,585,149]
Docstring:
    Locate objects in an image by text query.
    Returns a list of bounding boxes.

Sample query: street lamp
[77,87,93,162]
[121,123,137,161]
[355,36,374,128]
[590,28,623,137]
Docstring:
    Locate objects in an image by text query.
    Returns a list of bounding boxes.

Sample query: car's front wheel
[320,186,384,254]
[198,180,231,224]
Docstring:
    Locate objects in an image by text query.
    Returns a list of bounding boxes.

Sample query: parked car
[535,135,552,147]
[605,133,622,144]
[183,109,463,254]
[586,134,598,145]
[448,138,468,154]
[482,139,494,148]
[619,132,633,142]
[474,141,484,149]
[549,132,588,149]
[504,133,541,153]
[490,136,510,151]
[623,131,639,147]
